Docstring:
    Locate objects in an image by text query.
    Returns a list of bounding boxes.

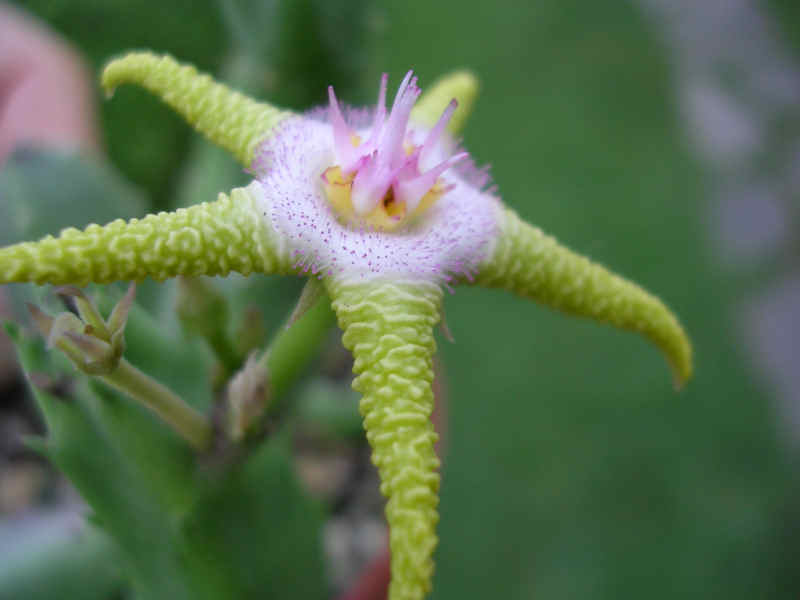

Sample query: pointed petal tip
[669,341,693,391]
[479,208,695,392]
[100,51,290,166]
[100,51,154,94]
[650,305,692,390]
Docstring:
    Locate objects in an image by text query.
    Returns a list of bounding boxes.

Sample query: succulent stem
[100,359,212,451]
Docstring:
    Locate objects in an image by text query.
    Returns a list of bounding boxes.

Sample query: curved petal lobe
[0,183,290,285]
[102,52,290,166]
[411,70,479,136]
[477,208,693,387]
[328,279,442,600]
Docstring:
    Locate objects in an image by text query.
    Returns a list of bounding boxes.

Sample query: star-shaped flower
[0,53,692,600]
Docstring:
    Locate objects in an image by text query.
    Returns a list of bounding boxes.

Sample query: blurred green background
[3,0,800,598]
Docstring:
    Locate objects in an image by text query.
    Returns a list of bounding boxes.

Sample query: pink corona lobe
[252,70,499,283]
[325,71,468,231]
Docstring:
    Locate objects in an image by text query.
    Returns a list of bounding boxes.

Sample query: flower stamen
[323,71,467,231]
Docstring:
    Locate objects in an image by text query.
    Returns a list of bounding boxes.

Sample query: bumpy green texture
[101,53,291,166]
[477,208,693,385]
[0,184,286,285]
[327,279,442,600]
[411,70,478,135]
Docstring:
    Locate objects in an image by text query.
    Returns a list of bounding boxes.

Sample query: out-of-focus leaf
[8,323,199,599]
[217,0,372,110]
[7,322,326,600]
[0,524,124,600]
[0,148,147,245]
[217,0,278,59]
[768,0,800,55]
[21,0,226,208]
[267,0,373,108]
[42,402,194,600]
[0,148,159,315]
[181,433,327,600]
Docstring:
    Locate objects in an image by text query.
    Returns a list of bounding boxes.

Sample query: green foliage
[0,148,147,245]
[18,0,227,209]
[180,434,326,600]
[768,0,800,55]
[0,148,158,315]
[7,323,326,600]
[0,525,124,600]
[220,0,372,108]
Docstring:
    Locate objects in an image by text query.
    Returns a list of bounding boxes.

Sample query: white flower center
[252,72,500,284]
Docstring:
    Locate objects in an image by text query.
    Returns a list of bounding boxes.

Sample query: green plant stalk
[100,359,212,450]
[265,294,336,400]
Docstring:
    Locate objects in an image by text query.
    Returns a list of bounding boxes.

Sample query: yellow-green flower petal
[412,70,479,135]
[101,52,290,166]
[476,208,693,387]
[327,279,442,600]
[0,183,288,286]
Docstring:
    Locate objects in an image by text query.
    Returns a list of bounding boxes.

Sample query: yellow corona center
[322,138,444,231]
[322,166,444,231]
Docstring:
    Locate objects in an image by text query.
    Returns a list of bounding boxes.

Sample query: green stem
[100,360,212,450]
[265,293,336,401]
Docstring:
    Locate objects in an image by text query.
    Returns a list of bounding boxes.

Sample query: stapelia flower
[0,53,692,600]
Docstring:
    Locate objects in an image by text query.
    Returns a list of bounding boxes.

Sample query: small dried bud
[226,353,270,442]
[27,285,136,375]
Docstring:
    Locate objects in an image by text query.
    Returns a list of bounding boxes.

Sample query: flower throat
[322,71,467,231]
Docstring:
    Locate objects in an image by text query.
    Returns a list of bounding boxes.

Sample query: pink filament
[328,71,464,217]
